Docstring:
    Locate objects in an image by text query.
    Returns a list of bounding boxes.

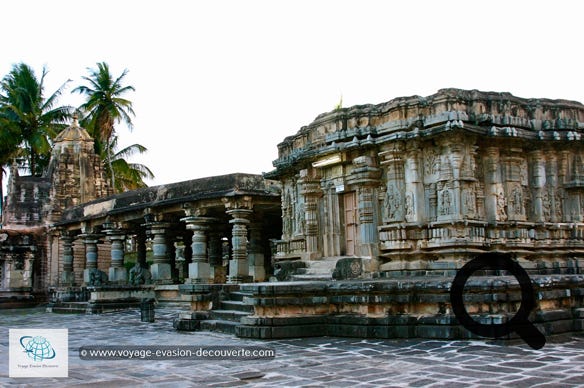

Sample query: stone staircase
[175,289,254,334]
[289,257,342,281]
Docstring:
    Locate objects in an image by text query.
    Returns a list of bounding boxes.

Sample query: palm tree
[101,135,154,192]
[72,62,136,191]
[0,63,71,176]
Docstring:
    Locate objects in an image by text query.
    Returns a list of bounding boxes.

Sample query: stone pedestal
[227,209,253,283]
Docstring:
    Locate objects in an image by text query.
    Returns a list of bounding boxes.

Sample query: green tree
[72,62,137,191]
[102,135,154,192]
[0,63,71,176]
[0,116,21,222]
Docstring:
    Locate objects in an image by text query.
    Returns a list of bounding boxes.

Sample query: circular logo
[20,335,57,361]
[449,253,546,350]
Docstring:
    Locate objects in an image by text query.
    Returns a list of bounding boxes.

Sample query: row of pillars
[59,207,266,286]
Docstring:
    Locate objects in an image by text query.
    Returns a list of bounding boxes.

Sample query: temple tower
[44,115,111,223]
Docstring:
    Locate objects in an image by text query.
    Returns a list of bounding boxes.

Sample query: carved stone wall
[268,89,584,275]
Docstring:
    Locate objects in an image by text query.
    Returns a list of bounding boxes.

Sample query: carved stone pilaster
[344,155,381,258]
[502,149,526,222]
[379,143,405,223]
[484,147,503,223]
[530,150,546,223]
[404,142,424,223]
[299,169,322,259]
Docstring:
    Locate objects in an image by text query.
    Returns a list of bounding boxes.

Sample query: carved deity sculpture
[462,187,476,216]
[440,190,452,215]
[295,202,305,235]
[405,192,415,219]
[509,187,524,216]
[496,191,507,221]
[383,184,402,220]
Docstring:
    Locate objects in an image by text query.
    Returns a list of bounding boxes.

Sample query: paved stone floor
[1,307,584,387]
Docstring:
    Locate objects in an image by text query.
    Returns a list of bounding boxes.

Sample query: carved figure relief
[462,187,476,216]
[439,189,452,215]
[496,191,507,221]
[282,188,293,237]
[383,183,402,221]
[294,202,305,235]
[509,186,525,216]
[554,190,563,219]
[520,159,528,186]
[523,187,532,219]
[542,190,551,220]
[405,192,415,220]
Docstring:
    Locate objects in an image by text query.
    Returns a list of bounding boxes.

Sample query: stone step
[228,291,253,302]
[289,274,333,281]
[210,309,250,322]
[220,300,254,313]
[156,301,192,311]
[199,319,240,334]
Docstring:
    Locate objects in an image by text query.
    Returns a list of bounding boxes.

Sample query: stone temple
[2,89,584,340]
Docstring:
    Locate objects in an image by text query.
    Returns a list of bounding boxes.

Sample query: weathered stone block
[188,262,210,281]
[150,263,172,282]
[108,267,127,283]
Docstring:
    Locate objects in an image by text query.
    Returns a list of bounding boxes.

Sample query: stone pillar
[106,230,127,283]
[227,208,253,283]
[80,234,101,284]
[144,222,172,283]
[60,233,75,286]
[181,216,215,283]
[248,222,265,281]
[530,150,546,223]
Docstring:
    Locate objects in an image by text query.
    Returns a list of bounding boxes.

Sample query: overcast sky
[2,0,584,191]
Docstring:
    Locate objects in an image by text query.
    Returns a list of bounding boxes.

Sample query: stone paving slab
[1,307,584,387]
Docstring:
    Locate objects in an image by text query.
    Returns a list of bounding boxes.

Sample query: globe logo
[19,336,57,362]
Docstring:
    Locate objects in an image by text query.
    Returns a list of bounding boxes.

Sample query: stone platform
[235,275,584,340]
[46,285,190,314]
